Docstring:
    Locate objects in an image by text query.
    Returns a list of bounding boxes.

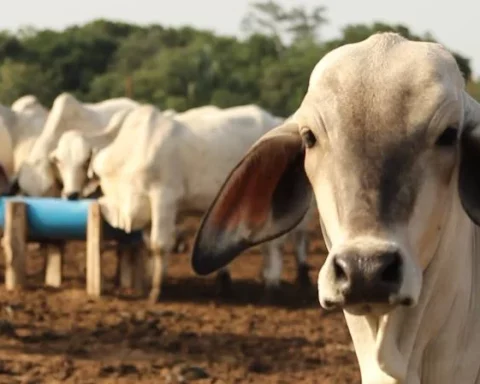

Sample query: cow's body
[190,33,480,383]
[2,96,48,175]
[0,96,48,194]
[172,105,221,120]
[11,95,48,121]
[0,108,14,193]
[93,103,314,301]
[94,104,283,232]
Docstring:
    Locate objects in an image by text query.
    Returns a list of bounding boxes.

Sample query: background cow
[91,103,316,302]
[16,93,138,198]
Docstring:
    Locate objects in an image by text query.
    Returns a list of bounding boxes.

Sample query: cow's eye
[301,129,317,148]
[435,126,457,147]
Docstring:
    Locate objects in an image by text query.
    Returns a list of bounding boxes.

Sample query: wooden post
[2,201,27,290]
[45,244,62,288]
[86,202,102,296]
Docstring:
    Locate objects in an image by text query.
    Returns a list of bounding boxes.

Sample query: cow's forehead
[301,33,464,141]
[57,133,89,157]
[309,33,463,93]
[295,33,465,230]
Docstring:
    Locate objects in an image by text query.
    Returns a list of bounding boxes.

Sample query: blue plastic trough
[0,197,143,243]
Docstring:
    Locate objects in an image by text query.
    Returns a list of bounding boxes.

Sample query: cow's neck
[344,194,480,384]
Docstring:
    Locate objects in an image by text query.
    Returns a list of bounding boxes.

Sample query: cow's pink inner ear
[208,135,303,232]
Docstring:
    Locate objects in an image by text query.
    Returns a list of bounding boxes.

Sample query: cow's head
[48,131,94,200]
[191,33,480,318]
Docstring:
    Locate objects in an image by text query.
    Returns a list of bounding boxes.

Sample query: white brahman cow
[173,105,221,119]
[0,113,14,195]
[190,32,480,383]
[50,105,221,200]
[5,95,48,174]
[161,105,220,119]
[162,109,177,118]
[11,95,48,117]
[0,96,48,193]
[48,108,132,199]
[15,92,138,198]
[91,103,315,302]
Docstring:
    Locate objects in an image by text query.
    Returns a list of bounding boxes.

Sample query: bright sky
[3,0,479,78]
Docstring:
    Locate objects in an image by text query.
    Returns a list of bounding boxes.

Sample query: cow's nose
[65,192,80,201]
[329,250,403,306]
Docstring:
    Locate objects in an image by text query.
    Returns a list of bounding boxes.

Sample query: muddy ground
[0,216,360,383]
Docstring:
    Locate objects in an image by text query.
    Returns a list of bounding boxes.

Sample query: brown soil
[0,216,360,384]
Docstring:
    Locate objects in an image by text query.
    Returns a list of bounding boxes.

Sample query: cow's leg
[172,229,188,254]
[148,188,178,303]
[45,241,65,288]
[30,243,50,279]
[37,242,64,282]
[114,242,125,288]
[261,241,284,288]
[259,239,284,303]
[115,241,140,295]
[292,230,312,288]
[215,266,233,297]
[39,243,48,277]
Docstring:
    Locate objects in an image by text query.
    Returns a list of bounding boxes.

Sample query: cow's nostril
[380,252,402,284]
[400,297,413,306]
[324,300,337,309]
[333,257,348,282]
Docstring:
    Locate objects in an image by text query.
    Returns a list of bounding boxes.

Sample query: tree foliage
[0,2,477,115]
[241,0,328,49]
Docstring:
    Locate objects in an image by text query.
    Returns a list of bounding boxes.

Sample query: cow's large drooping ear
[459,92,480,225]
[191,122,313,275]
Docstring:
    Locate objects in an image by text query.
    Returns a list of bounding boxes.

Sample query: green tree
[132,39,218,109]
[88,72,127,101]
[111,27,165,75]
[0,58,56,105]
[0,16,473,115]
[16,20,139,102]
[259,46,324,116]
[284,4,328,46]
[0,32,24,63]
[241,0,328,49]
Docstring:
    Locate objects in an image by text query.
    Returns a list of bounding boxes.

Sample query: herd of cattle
[2,32,480,383]
[0,90,317,301]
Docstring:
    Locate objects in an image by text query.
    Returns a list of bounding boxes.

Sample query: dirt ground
[0,215,360,384]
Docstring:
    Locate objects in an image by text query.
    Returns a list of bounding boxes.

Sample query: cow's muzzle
[318,243,414,313]
[64,191,80,201]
